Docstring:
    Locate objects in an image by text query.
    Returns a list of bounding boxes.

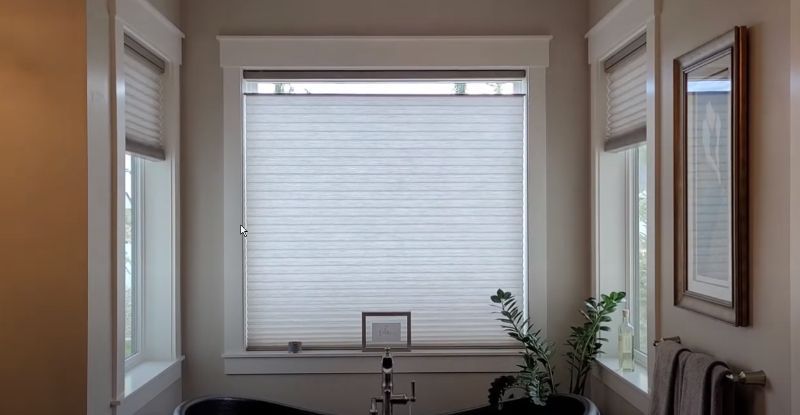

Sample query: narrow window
[628,145,648,363]
[124,154,142,360]
[604,35,648,362]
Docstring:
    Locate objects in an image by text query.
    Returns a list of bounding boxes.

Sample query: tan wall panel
[0,1,88,413]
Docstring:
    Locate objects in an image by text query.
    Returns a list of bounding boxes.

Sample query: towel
[677,352,727,415]
[709,364,734,415]
[649,340,689,415]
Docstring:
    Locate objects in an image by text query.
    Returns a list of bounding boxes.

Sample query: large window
[241,76,527,350]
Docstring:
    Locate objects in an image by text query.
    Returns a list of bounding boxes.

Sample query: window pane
[124,155,139,359]
[243,81,526,349]
[635,146,648,353]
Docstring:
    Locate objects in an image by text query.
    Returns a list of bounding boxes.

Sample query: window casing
[587,0,655,406]
[220,36,550,374]
[241,77,527,350]
[115,24,180,401]
[592,32,651,367]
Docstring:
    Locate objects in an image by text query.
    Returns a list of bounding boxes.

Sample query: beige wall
[0,1,88,413]
[658,0,792,413]
[148,0,181,27]
[134,380,183,415]
[180,0,591,413]
[584,0,793,413]
[589,0,623,27]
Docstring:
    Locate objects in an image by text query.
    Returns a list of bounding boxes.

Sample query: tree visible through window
[124,154,141,359]
[630,145,648,361]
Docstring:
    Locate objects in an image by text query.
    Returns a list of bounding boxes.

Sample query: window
[587,2,653,405]
[592,32,650,370]
[241,75,527,350]
[124,154,142,361]
[105,2,182,412]
[627,145,647,363]
[116,25,180,399]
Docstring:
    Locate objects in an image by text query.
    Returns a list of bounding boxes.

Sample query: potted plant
[486,289,626,413]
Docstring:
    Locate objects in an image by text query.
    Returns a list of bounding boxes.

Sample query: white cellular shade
[244,94,526,349]
[124,42,166,160]
[605,45,647,151]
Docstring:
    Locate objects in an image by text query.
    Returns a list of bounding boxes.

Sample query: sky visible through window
[247,80,522,95]
[124,154,137,359]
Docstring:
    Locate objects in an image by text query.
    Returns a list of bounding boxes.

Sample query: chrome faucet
[369,348,415,415]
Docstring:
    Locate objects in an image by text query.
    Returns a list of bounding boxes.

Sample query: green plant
[490,289,556,405]
[564,291,627,395]
[488,289,626,408]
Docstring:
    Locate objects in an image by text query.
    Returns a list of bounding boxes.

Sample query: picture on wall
[674,26,749,326]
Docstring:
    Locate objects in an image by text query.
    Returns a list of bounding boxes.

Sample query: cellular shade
[124,35,166,160]
[605,35,647,152]
[243,94,526,349]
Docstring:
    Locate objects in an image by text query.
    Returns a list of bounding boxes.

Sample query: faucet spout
[381,348,394,415]
[369,348,415,415]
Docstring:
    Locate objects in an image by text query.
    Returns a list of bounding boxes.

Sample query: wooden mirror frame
[674,27,749,326]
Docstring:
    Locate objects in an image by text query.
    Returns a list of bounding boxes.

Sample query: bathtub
[174,394,599,415]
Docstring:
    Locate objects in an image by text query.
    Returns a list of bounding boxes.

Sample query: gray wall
[589,0,622,27]
[658,0,791,413]
[147,0,180,27]
[134,381,183,415]
[585,0,793,413]
[179,0,591,413]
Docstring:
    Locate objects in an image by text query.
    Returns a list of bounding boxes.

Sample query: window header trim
[604,33,646,72]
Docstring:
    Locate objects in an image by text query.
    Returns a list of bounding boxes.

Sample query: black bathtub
[174,394,599,415]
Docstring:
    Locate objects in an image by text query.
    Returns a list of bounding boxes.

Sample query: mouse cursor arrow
[240,225,248,237]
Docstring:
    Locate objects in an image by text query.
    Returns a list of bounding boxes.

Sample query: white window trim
[220,35,550,374]
[111,0,183,413]
[588,0,658,412]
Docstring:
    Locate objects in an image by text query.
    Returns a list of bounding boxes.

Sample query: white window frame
[220,35,550,374]
[588,0,658,411]
[111,1,183,414]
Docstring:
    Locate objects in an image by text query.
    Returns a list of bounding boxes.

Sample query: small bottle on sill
[618,309,635,372]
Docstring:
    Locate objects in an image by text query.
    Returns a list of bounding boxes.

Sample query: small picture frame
[674,27,749,326]
[361,312,411,352]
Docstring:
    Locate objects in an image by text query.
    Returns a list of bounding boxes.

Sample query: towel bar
[652,336,681,347]
[652,336,766,386]
[725,370,767,386]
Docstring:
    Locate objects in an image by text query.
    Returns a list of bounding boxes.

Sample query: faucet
[369,348,415,415]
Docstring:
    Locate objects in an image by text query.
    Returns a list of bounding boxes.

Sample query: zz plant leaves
[487,289,626,408]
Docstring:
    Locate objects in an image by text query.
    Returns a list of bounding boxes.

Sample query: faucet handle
[369,398,378,415]
[410,381,416,402]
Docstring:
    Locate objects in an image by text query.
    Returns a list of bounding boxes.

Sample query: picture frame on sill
[362,312,411,352]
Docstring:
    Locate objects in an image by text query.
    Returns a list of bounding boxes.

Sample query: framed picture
[674,27,749,326]
[362,312,411,351]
